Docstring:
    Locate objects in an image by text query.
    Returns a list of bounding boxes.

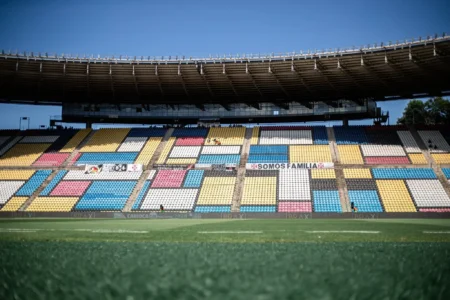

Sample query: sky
[0,0,449,129]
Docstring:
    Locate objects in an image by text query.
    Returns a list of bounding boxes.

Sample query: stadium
[1,1,450,298]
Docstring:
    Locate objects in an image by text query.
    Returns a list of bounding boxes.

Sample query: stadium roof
[1,34,450,106]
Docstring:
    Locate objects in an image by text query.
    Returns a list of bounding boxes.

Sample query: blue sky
[0,0,449,129]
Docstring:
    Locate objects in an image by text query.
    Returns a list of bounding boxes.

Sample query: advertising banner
[246,162,334,170]
[84,164,143,173]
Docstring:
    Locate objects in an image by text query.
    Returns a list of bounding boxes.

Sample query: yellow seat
[156,137,176,164]
[250,127,260,145]
[408,153,428,164]
[241,177,277,205]
[0,144,51,166]
[1,197,28,211]
[337,145,363,164]
[0,170,35,180]
[343,168,372,179]
[289,145,332,162]
[311,169,336,179]
[166,158,197,165]
[60,129,92,152]
[80,128,130,152]
[135,137,162,165]
[205,128,245,145]
[376,180,416,212]
[431,154,450,164]
[26,197,79,212]
[197,177,235,205]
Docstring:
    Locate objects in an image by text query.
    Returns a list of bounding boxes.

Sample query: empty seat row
[198,155,240,164]
[80,128,130,152]
[348,190,383,212]
[406,180,450,207]
[128,128,166,137]
[278,201,312,212]
[205,128,245,145]
[172,128,208,137]
[141,189,198,210]
[312,191,341,212]
[371,168,436,179]
[0,143,51,166]
[289,145,332,162]
[259,130,313,145]
[76,152,138,165]
[418,130,450,152]
[195,206,231,213]
[117,137,147,152]
[152,170,186,188]
[240,206,276,212]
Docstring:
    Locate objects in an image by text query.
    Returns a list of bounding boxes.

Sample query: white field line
[0,228,148,234]
[197,231,263,234]
[423,231,450,234]
[305,230,380,234]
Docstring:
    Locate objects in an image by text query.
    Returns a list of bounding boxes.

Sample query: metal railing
[1,33,448,64]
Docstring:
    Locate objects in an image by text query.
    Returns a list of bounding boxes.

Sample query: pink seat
[152,170,186,188]
[365,157,410,164]
[50,181,91,196]
[33,153,70,167]
[278,201,312,212]
[175,137,204,146]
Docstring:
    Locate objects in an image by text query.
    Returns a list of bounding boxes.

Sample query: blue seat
[248,155,289,163]
[75,181,137,211]
[312,126,329,145]
[334,126,369,145]
[348,190,383,212]
[132,181,151,210]
[76,152,138,165]
[194,206,231,213]
[372,168,436,179]
[16,170,52,196]
[313,190,342,212]
[249,145,288,155]
[240,206,276,212]
[172,128,209,137]
[184,170,204,187]
[40,170,67,196]
[198,155,240,164]
[442,168,450,179]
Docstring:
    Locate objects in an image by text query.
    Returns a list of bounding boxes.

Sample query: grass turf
[1,219,450,299]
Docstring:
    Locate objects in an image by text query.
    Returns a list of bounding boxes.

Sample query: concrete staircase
[19,170,59,211]
[327,127,340,164]
[123,128,174,212]
[123,169,151,212]
[62,129,95,167]
[231,127,252,212]
[335,168,351,212]
[147,128,174,169]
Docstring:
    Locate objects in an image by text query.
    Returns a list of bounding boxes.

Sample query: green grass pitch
[1,218,450,299]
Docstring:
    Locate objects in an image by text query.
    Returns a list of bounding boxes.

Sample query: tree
[397,97,450,125]
[425,97,450,125]
[397,99,427,125]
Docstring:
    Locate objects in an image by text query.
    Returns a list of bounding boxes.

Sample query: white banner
[85,164,143,173]
[246,162,334,170]
[195,164,237,169]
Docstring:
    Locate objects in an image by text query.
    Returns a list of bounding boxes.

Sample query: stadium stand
[335,126,428,165]
[248,126,331,164]
[0,170,52,211]
[417,129,450,164]
[2,126,450,214]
